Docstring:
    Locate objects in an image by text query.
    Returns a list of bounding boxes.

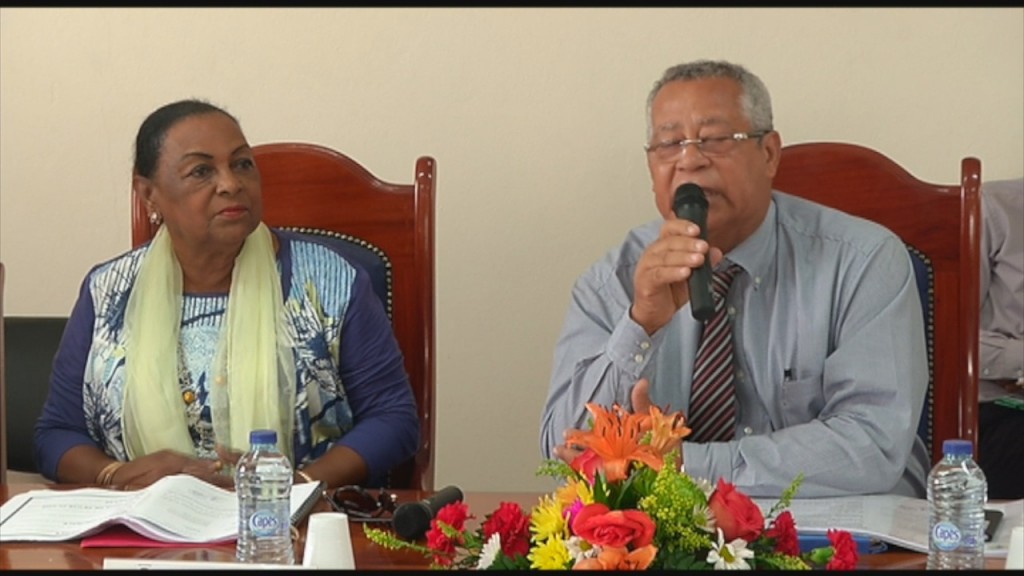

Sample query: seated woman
[33,99,419,490]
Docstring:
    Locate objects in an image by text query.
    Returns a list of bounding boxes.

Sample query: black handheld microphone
[392,485,464,540]
[672,183,715,322]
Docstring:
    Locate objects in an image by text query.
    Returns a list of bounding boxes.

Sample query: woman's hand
[175,445,244,489]
[182,456,234,489]
[112,449,233,490]
[214,444,244,469]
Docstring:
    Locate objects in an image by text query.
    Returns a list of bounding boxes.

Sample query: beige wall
[1,7,1022,492]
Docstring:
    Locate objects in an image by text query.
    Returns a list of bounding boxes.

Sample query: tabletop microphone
[673,183,715,322]
[392,485,464,540]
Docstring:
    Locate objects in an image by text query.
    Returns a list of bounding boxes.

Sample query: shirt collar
[719,195,777,289]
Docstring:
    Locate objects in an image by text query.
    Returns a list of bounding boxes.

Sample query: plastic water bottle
[235,429,294,565]
[926,438,987,569]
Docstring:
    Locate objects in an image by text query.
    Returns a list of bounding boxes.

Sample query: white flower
[476,533,502,570]
[706,528,755,570]
[692,476,716,498]
[695,502,717,534]
[564,535,598,563]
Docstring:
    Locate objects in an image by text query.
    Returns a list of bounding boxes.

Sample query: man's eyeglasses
[324,485,398,523]
[644,131,770,162]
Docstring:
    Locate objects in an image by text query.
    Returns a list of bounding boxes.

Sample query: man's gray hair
[645,60,774,140]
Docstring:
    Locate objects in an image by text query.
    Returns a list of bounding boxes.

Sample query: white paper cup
[1006,525,1024,571]
[302,512,355,569]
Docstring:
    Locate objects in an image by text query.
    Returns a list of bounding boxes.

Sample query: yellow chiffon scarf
[122,223,296,461]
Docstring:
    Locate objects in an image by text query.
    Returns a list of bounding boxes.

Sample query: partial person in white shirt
[539,59,929,499]
[976,177,1024,500]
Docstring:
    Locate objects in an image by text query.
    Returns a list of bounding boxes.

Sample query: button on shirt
[540,191,930,498]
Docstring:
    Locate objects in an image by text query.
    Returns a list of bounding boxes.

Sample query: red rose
[707,478,765,542]
[571,503,656,549]
[481,502,531,557]
[826,529,859,570]
[570,449,603,484]
[767,510,800,556]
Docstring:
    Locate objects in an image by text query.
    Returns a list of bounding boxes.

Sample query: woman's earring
[149,212,162,225]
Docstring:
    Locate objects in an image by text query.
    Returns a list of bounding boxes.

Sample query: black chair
[1,261,5,483]
[2,316,69,476]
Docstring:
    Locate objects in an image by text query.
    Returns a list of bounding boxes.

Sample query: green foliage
[362,525,434,556]
[637,453,712,553]
[606,465,654,510]
[590,470,611,505]
[765,472,805,521]
[755,551,814,570]
[652,546,711,570]
[485,553,531,570]
[535,459,575,481]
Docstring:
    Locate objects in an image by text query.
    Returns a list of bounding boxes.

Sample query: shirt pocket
[779,372,824,428]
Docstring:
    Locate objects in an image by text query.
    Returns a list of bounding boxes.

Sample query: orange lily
[645,404,691,457]
[566,403,663,483]
[572,545,658,570]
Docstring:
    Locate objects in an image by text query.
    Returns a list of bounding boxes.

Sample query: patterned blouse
[34,228,419,487]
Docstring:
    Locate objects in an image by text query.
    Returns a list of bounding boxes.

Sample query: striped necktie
[688,263,742,443]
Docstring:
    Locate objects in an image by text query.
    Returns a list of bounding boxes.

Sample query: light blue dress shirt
[978,178,1024,400]
[540,191,930,498]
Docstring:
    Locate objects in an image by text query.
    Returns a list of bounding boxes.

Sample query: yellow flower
[531,494,568,542]
[555,478,593,509]
[528,535,572,569]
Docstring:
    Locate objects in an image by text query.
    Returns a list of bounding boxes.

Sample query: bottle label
[248,509,282,537]
[932,521,962,551]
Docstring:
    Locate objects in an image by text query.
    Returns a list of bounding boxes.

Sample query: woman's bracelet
[96,460,125,486]
[296,469,315,484]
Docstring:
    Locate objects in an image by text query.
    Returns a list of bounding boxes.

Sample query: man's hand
[631,219,722,335]
[553,428,584,466]
[631,377,653,414]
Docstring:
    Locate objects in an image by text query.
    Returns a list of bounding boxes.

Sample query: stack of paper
[0,473,323,544]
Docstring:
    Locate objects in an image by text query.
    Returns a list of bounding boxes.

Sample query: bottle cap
[941,438,973,456]
[250,429,278,445]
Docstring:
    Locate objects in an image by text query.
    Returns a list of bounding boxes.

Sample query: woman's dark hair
[133,99,238,178]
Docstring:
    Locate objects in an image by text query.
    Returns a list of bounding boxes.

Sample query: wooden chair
[772,142,981,465]
[132,143,437,490]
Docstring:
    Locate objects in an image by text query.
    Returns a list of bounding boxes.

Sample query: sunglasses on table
[324,485,398,523]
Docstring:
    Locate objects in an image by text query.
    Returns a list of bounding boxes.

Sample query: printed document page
[0,487,146,541]
[755,495,1023,558]
[127,475,238,541]
[0,474,322,543]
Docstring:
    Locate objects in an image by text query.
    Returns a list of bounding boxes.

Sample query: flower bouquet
[365,402,859,570]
